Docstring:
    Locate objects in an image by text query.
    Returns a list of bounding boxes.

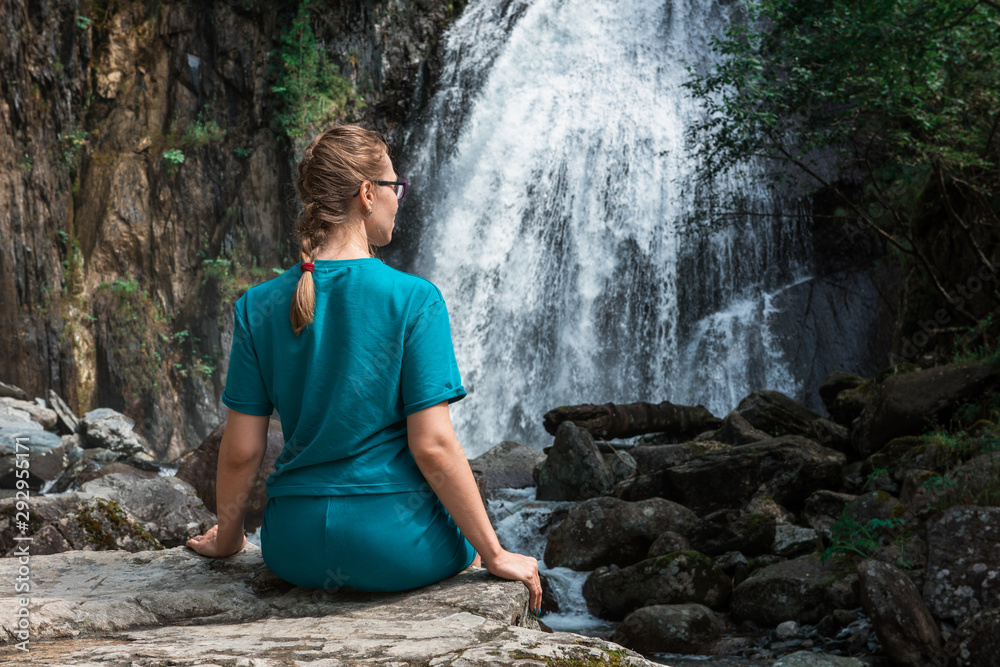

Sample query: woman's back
[222,257,467,499]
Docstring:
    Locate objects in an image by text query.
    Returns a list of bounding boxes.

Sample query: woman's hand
[186,524,247,558]
[482,549,543,618]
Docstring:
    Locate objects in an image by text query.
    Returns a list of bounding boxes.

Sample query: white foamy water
[401,0,813,457]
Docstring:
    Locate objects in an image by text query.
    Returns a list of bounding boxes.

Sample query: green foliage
[233,146,252,159]
[61,127,89,177]
[822,508,904,561]
[182,115,225,144]
[162,148,185,174]
[76,15,91,30]
[17,153,32,171]
[270,0,363,139]
[684,0,1000,352]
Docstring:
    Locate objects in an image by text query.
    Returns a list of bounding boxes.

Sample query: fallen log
[542,401,721,440]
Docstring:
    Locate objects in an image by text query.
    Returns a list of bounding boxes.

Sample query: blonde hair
[290,125,389,336]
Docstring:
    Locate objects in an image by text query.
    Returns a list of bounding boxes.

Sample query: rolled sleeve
[401,300,467,417]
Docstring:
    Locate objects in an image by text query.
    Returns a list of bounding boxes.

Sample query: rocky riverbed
[1,356,999,665]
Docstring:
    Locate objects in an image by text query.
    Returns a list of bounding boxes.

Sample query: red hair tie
[301,262,315,273]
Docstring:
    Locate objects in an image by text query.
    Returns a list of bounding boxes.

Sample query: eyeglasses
[353,179,408,201]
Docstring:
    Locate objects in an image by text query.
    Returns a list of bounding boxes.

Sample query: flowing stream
[393,0,815,457]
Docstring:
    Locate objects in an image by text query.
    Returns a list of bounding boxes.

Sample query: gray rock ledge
[0,544,662,666]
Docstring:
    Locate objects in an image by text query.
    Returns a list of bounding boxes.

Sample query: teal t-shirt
[220,258,468,497]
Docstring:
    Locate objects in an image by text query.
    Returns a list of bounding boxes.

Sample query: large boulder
[534,421,614,501]
[852,360,1000,457]
[735,389,826,438]
[610,603,722,654]
[713,410,771,446]
[857,559,941,667]
[0,544,665,666]
[687,510,776,557]
[544,496,698,571]
[923,505,1000,624]
[175,417,284,531]
[468,440,544,489]
[79,408,156,458]
[0,421,67,489]
[77,473,217,548]
[731,555,859,626]
[664,436,845,514]
[950,609,1000,667]
[0,396,58,430]
[583,551,731,620]
[818,371,868,416]
[627,443,712,474]
[0,493,162,556]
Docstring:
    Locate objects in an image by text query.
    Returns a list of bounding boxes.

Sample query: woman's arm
[407,401,544,616]
[187,409,269,557]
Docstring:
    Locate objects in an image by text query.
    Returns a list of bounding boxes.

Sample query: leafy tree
[684,0,1000,349]
[271,0,361,139]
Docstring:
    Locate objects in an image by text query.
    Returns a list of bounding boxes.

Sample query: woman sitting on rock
[186,125,542,617]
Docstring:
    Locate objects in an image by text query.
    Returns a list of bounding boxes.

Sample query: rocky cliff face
[0,0,460,461]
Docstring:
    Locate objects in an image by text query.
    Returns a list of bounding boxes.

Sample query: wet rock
[584,551,731,620]
[735,389,826,438]
[857,559,941,667]
[535,421,614,501]
[665,435,845,514]
[773,525,822,558]
[648,531,691,557]
[77,473,216,548]
[0,423,66,489]
[688,510,776,557]
[468,440,545,489]
[852,360,1000,457]
[544,496,697,570]
[611,603,723,654]
[175,418,284,532]
[731,555,859,626]
[819,371,868,416]
[79,408,155,457]
[714,410,772,445]
[0,397,57,430]
[923,505,1000,624]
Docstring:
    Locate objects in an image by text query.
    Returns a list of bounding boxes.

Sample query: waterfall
[394,0,815,456]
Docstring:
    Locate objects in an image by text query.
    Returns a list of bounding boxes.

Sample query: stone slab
[0,544,662,665]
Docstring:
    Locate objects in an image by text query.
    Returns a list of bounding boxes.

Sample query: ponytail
[290,126,389,335]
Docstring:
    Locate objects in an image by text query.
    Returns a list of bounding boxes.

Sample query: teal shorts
[260,489,477,592]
